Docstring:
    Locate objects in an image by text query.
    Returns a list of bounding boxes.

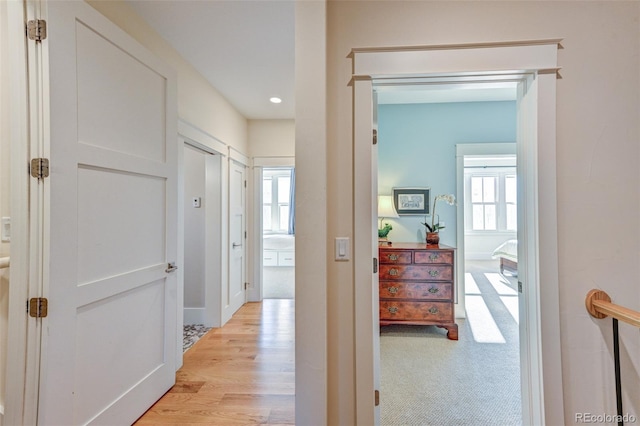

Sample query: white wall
[248,119,295,158]
[183,145,206,323]
[322,2,640,425]
[295,1,328,424]
[87,1,249,155]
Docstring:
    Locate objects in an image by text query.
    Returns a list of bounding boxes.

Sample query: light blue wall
[378,101,516,245]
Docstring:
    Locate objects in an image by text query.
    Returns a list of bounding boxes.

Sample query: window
[465,166,517,233]
[263,168,292,233]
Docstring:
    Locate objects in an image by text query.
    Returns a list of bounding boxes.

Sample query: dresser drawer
[414,250,453,265]
[380,301,452,321]
[379,264,452,281]
[380,281,452,301]
[379,250,412,264]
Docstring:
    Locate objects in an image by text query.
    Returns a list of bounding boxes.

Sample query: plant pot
[426,232,440,245]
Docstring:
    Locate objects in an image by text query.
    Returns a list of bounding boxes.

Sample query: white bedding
[263,234,295,251]
[492,239,517,262]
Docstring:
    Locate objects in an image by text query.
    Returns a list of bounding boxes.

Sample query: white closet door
[38,2,178,424]
[226,161,247,322]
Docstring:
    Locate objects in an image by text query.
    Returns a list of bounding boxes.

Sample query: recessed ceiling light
[270,97,282,104]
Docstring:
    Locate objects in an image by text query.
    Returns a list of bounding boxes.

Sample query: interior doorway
[351,40,563,426]
[377,94,522,423]
[182,143,222,330]
[261,167,295,299]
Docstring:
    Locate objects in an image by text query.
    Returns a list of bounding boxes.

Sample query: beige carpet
[380,260,521,425]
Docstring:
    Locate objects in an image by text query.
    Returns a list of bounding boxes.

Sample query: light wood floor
[135,299,295,425]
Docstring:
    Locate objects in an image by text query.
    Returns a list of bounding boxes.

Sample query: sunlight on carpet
[465,295,506,344]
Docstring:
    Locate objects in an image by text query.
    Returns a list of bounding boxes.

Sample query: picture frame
[393,187,430,215]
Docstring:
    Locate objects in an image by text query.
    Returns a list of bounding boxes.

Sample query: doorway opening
[261,167,295,299]
[376,88,522,423]
[351,40,563,426]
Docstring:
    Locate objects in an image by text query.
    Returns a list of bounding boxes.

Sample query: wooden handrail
[585,289,640,328]
[0,256,9,269]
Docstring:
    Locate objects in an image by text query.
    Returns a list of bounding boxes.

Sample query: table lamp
[378,195,399,243]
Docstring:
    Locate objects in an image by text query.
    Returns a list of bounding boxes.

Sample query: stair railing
[585,289,640,426]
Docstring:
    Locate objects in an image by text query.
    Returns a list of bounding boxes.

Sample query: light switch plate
[1,217,10,242]
[335,237,350,261]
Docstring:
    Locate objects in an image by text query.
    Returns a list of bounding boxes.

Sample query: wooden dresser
[378,243,458,340]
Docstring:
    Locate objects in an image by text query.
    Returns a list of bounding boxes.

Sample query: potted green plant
[421,194,456,245]
[378,223,393,239]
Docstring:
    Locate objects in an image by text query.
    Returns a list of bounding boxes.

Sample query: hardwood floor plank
[134,299,295,424]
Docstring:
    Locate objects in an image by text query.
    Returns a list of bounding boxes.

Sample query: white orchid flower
[427,194,456,232]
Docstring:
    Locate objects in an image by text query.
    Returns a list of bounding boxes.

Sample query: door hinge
[244,282,250,290]
[372,129,378,145]
[244,180,247,188]
[244,231,247,239]
[373,258,378,274]
[518,281,523,293]
[30,158,49,179]
[28,297,48,318]
[375,389,380,406]
[27,19,47,42]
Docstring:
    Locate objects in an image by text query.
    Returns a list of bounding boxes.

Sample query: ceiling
[128,0,295,120]
[128,1,516,121]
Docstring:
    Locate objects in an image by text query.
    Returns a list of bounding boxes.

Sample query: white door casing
[38,2,178,424]
[4,1,38,424]
[352,41,563,426]
[178,120,228,330]
[250,157,295,303]
[455,142,518,320]
[225,158,247,323]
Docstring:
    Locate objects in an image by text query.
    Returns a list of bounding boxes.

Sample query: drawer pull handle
[388,286,398,294]
[389,269,398,276]
[389,254,399,261]
[428,307,439,315]
[429,270,439,277]
[428,287,439,294]
[429,253,439,261]
[388,306,399,314]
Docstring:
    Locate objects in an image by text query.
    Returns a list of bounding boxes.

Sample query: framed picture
[393,187,430,215]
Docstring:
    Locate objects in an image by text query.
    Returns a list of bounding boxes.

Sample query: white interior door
[226,161,246,322]
[38,2,177,424]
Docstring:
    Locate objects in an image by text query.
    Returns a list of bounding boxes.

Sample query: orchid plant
[421,194,456,233]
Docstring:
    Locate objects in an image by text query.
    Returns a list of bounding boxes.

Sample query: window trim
[464,167,517,235]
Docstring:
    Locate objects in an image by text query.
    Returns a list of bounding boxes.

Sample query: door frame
[178,119,227,336]
[250,157,295,302]
[352,40,564,425]
[224,149,249,324]
[455,142,517,319]
[4,0,40,424]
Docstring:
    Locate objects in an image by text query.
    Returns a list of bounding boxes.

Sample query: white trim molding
[351,39,563,426]
[178,119,227,156]
[229,147,249,167]
[253,156,295,168]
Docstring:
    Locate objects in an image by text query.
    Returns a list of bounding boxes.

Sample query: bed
[492,239,518,276]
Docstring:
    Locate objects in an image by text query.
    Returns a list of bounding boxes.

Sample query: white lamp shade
[378,195,399,218]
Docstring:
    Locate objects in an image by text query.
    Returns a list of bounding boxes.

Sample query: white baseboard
[184,307,206,325]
